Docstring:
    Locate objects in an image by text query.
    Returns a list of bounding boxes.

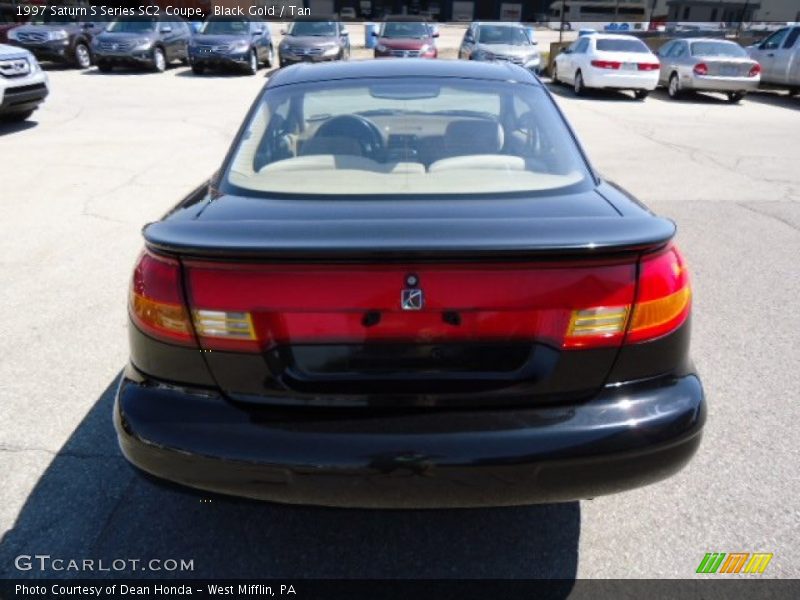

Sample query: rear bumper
[683,75,760,93]
[584,69,659,91]
[115,370,705,508]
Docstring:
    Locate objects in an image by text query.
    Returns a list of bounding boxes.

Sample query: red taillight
[591,60,621,70]
[626,245,691,343]
[748,63,761,77]
[637,62,660,71]
[693,63,708,76]
[129,250,195,346]
[185,261,637,353]
[563,245,691,348]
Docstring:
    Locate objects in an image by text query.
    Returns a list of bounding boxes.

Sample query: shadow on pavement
[546,82,640,103]
[0,375,580,584]
[745,90,800,111]
[0,119,38,135]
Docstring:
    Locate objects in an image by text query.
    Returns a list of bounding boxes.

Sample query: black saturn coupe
[115,60,705,508]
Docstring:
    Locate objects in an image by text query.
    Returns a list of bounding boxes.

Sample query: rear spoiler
[143,216,676,260]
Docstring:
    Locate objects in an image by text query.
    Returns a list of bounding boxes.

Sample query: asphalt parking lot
[1,41,799,579]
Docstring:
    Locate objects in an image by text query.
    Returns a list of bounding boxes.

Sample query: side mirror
[371,31,378,36]
[531,40,538,45]
[253,28,265,35]
[280,29,287,35]
[342,30,349,36]
[433,32,440,38]
[560,48,570,54]
[160,26,173,34]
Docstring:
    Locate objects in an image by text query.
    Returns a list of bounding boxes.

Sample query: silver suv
[0,43,49,122]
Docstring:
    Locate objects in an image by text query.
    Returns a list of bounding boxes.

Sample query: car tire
[727,92,745,103]
[1,109,34,122]
[574,70,585,96]
[73,42,91,69]
[191,64,204,75]
[96,60,113,73]
[151,47,166,73]
[667,73,681,99]
[634,90,649,100]
[246,49,258,75]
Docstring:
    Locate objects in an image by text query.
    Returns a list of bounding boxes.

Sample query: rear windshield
[478,26,530,45]
[381,22,431,39]
[690,41,746,57]
[200,20,250,35]
[596,38,649,53]
[288,21,337,36]
[222,78,591,197]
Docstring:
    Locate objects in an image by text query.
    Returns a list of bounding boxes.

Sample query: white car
[0,43,49,122]
[552,34,660,100]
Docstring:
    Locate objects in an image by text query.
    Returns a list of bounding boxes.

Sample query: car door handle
[767,53,775,57]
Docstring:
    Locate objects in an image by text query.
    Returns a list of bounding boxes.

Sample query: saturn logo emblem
[401,288,424,311]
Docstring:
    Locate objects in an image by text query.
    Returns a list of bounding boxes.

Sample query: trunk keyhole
[362,311,382,327]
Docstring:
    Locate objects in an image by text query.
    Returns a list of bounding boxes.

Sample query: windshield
[289,21,337,36]
[200,20,250,35]
[107,19,157,33]
[478,26,530,45]
[690,41,747,58]
[223,78,591,197]
[596,38,649,53]
[381,22,430,39]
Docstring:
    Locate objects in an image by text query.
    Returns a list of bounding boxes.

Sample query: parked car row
[551,29,800,103]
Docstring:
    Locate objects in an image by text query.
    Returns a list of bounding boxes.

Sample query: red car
[374,19,438,59]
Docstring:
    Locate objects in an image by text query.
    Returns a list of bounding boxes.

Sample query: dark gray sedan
[657,38,761,103]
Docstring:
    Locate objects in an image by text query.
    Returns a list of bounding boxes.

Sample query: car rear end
[584,35,660,91]
[114,65,704,507]
[683,40,761,94]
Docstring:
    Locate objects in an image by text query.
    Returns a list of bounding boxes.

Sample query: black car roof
[266,59,541,88]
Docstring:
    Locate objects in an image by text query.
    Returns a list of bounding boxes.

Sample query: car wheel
[727,92,745,103]
[634,90,649,100]
[73,42,91,69]
[574,70,585,96]
[246,49,258,75]
[151,47,166,72]
[668,73,681,99]
[96,60,113,73]
[552,63,559,84]
[1,109,34,122]
[191,64,204,75]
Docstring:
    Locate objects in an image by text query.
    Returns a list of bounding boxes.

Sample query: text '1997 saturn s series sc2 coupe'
[115,60,705,508]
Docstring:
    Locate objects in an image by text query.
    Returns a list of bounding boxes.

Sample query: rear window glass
[222,78,591,197]
[596,38,650,53]
[690,41,746,57]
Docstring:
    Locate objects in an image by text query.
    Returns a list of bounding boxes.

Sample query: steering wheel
[311,114,384,160]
